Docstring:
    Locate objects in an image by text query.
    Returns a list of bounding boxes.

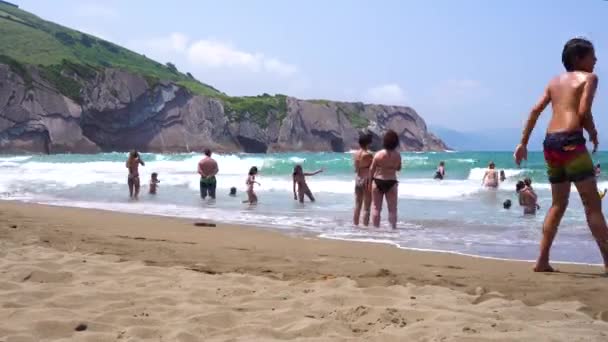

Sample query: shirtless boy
[353,134,373,226]
[514,38,608,273]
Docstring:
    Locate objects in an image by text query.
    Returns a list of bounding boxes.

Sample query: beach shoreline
[2,200,608,340]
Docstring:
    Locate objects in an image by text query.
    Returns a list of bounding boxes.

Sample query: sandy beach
[1,201,608,341]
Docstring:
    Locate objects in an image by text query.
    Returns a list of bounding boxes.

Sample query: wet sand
[1,201,607,341]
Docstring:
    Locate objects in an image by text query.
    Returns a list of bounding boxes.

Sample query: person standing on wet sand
[353,133,373,226]
[198,149,219,200]
[514,38,608,273]
[126,150,145,199]
[369,130,402,229]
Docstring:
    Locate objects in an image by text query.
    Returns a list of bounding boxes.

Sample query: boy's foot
[533,264,557,272]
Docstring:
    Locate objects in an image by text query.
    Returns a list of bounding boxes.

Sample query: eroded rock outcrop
[0,64,448,154]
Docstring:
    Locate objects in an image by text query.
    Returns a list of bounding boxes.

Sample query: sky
[12,0,608,134]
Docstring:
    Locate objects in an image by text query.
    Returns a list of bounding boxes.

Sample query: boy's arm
[579,74,599,151]
[139,158,145,166]
[354,155,360,173]
[304,169,323,176]
[520,86,551,146]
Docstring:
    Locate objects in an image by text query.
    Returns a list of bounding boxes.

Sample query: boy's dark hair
[230,187,237,194]
[151,172,158,178]
[204,148,212,157]
[562,38,594,72]
[439,161,445,166]
[523,177,532,187]
[358,133,373,148]
[503,199,512,209]
[383,130,400,150]
[516,180,526,192]
[293,164,303,176]
[249,166,258,175]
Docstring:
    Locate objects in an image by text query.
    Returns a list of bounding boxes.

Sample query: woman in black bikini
[369,130,402,229]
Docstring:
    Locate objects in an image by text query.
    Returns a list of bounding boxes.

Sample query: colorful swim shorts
[543,131,594,184]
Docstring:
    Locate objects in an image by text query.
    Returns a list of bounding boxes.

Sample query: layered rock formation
[0,64,448,154]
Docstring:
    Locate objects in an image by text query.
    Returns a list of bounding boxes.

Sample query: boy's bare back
[546,71,599,133]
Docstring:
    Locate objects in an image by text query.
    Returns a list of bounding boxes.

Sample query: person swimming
[292,165,323,203]
[482,162,499,188]
[503,199,512,209]
[434,161,446,180]
[229,187,237,197]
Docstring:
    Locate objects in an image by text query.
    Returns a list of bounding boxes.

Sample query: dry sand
[1,201,608,341]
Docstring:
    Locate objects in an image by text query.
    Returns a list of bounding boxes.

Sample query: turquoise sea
[1,150,607,264]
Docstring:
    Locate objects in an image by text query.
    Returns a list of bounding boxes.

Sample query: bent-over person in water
[514,37,608,273]
[126,150,145,199]
[369,130,402,229]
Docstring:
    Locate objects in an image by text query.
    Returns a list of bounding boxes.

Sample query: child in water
[244,167,260,204]
[229,187,237,197]
[434,161,446,180]
[292,165,323,203]
[149,172,160,195]
[516,180,539,215]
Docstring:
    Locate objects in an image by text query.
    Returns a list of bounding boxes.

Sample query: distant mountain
[431,126,546,151]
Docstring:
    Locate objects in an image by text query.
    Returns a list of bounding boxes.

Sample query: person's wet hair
[129,150,138,158]
[562,38,594,72]
[524,177,532,187]
[439,161,445,166]
[230,187,237,195]
[358,133,373,149]
[293,164,303,176]
[383,130,400,151]
[151,172,158,178]
[489,161,495,169]
[516,180,526,192]
[503,199,512,209]
[249,166,258,175]
[204,148,212,157]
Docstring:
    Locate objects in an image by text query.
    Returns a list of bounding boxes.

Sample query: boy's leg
[298,189,305,203]
[371,184,383,228]
[134,177,141,198]
[386,184,398,229]
[574,178,608,270]
[536,182,570,272]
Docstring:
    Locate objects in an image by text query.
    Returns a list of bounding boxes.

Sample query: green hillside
[0,2,221,97]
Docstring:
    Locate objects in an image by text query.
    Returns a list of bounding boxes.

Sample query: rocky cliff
[0,63,448,154]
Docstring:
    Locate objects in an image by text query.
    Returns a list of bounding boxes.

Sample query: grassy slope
[0,3,365,129]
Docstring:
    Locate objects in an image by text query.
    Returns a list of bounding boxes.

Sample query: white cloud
[363,84,408,105]
[431,79,488,106]
[129,33,298,78]
[73,3,118,19]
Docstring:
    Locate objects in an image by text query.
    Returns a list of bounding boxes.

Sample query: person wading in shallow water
[369,130,402,229]
[198,149,219,200]
[126,150,145,199]
[353,133,373,226]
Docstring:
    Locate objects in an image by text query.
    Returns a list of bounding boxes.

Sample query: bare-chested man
[198,149,219,200]
[126,150,145,199]
[514,38,608,273]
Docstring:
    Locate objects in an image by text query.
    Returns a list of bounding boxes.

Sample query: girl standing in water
[244,166,260,204]
[353,134,374,226]
[370,130,402,229]
[292,165,323,203]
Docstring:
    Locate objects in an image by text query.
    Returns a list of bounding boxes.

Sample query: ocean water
[1,151,607,264]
